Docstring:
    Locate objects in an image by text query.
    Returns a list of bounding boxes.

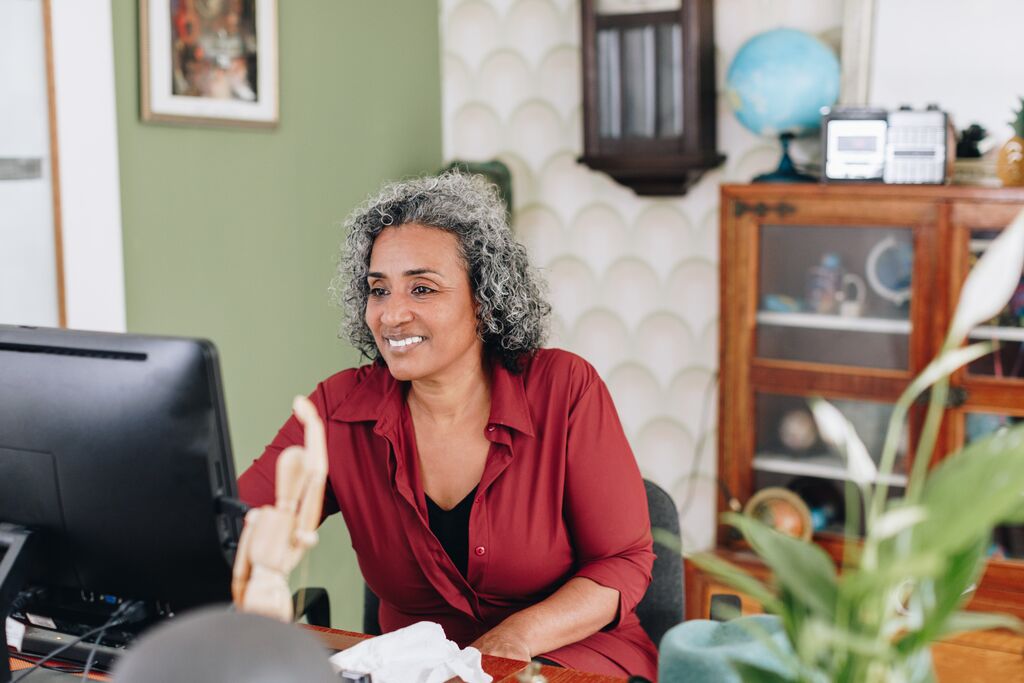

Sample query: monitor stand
[0,524,33,683]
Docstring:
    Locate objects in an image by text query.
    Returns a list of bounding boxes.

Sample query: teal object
[726,28,840,138]
[658,615,792,682]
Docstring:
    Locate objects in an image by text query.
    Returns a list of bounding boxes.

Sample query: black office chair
[360,479,684,645]
[293,587,331,629]
[636,478,685,646]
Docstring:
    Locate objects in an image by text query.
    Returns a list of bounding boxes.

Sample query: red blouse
[238,348,657,678]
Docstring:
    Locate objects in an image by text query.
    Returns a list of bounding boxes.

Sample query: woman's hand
[471,626,532,662]
[468,578,619,664]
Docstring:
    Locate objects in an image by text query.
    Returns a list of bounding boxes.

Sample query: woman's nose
[379,294,413,326]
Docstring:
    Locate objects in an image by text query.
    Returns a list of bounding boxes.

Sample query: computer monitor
[0,325,241,663]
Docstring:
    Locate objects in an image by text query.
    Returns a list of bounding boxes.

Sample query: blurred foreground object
[110,607,337,683]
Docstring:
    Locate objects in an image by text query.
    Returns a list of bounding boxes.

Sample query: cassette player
[821,106,888,182]
[822,105,954,184]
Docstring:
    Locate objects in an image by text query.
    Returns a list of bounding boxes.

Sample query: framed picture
[140,0,278,127]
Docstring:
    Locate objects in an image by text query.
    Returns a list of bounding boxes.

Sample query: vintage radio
[883,105,955,184]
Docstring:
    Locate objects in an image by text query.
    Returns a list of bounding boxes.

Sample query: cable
[676,369,724,519]
[79,618,115,680]
[11,601,143,683]
[673,369,746,550]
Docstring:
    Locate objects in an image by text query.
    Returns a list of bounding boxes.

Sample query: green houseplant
[691,208,1024,683]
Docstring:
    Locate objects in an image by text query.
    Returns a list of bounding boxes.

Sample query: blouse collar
[329,357,536,438]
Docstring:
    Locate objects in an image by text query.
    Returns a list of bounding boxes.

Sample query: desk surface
[11,624,1023,681]
[306,625,623,682]
[8,626,622,682]
[306,626,1024,682]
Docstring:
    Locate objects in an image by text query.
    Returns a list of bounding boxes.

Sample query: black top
[425,487,477,578]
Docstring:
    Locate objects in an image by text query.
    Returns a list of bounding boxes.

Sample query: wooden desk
[306,625,625,682]
[14,624,1019,681]
[309,625,1024,681]
[7,625,621,682]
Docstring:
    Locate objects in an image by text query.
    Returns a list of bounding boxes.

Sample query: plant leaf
[904,344,994,408]
[725,513,839,620]
[937,610,1024,637]
[895,537,989,654]
[1005,497,1024,524]
[912,423,1024,557]
[809,398,877,488]
[949,207,1024,344]
[688,551,783,614]
[870,505,928,541]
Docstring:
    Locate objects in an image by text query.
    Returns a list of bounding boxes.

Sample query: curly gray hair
[330,171,551,373]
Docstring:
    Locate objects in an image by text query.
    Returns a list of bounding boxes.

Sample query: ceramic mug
[838,273,866,317]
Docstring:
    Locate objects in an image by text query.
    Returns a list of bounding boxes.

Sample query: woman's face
[365,223,484,383]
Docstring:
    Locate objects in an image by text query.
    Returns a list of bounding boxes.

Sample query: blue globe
[726,28,840,138]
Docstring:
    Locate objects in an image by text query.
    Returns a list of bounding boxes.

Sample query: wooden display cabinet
[702,183,1024,621]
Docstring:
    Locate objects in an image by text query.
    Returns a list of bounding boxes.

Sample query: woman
[238,172,657,678]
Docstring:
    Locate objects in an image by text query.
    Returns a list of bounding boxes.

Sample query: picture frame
[139,0,278,128]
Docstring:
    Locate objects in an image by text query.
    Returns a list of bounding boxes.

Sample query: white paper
[328,621,492,683]
[25,613,56,629]
[6,617,25,652]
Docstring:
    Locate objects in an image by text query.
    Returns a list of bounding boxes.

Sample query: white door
[0,0,62,326]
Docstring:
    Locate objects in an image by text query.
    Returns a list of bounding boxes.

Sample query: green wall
[111,1,442,629]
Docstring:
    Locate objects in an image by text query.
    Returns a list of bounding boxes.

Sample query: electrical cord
[11,600,144,682]
[673,369,745,549]
[80,615,118,680]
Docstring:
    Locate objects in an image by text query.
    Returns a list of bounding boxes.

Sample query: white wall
[440,0,844,550]
[870,0,1024,144]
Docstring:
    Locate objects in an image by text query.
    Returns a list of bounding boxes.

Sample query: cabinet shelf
[968,325,1024,343]
[754,453,908,487]
[756,311,911,335]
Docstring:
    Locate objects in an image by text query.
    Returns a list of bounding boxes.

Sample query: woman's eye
[412,285,435,295]
[369,287,388,297]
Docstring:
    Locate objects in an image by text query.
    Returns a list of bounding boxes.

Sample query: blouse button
[474,545,486,556]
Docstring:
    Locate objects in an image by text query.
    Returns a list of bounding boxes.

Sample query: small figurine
[232,396,328,622]
[956,124,988,159]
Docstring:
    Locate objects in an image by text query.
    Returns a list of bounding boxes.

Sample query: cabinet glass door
[752,392,907,536]
[965,229,1024,380]
[757,225,913,369]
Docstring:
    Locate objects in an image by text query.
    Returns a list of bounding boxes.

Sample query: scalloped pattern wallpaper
[440,0,843,550]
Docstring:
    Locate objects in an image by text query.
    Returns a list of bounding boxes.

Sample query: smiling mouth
[386,336,424,349]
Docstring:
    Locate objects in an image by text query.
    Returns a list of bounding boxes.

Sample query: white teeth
[387,336,423,348]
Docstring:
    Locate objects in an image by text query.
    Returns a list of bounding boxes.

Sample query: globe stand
[754,133,815,183]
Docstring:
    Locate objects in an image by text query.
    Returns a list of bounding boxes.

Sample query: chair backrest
[362,479,684,644]
[636,478,684,647]
[363,578,381,635]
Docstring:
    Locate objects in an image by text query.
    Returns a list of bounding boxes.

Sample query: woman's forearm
[471,577,620,660]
